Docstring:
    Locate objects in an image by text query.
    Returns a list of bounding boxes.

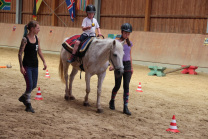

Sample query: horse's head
[110,40,124,78]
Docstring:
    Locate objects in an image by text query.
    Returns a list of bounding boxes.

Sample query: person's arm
[130,49,133,74]
[18,37,27,75]
[82,26,91,31]
[37,38,47,70]
[97,28,102,36]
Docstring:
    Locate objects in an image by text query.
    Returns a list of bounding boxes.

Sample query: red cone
[35,87,43,100]
[136,82,143,92]
[166,115,180,133]
[45,70,50,78]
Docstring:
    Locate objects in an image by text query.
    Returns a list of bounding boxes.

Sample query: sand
[0,47,208,139]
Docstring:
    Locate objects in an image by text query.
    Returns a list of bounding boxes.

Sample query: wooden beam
[151,15,208,19]
[100,14,145,18]
[144,0,152,31]
[51,0,58,26]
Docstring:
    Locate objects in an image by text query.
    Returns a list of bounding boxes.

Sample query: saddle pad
[62,35,94,57]
[79,37,94,53]
[62,35,80,53]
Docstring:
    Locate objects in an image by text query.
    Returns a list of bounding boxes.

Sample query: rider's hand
[98,33,102,37]
[87,26,91,30]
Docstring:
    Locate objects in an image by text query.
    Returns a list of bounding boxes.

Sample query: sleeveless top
[23,36,39,67]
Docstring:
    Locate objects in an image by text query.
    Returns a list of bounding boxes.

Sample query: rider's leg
[67,40,80,63]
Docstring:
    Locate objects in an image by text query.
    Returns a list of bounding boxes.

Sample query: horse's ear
[113,40,116,46]
[111,40,116,49]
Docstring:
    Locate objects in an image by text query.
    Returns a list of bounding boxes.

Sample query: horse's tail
[59,53,65,83]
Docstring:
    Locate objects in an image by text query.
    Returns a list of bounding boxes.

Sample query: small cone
[136,82,143,92]
[166,115,180,133]
[45,70,50,78]
[35,87,43,100]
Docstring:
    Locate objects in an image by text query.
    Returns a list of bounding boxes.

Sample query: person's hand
[109,66,114,71]
[131,68,133,74]
[43,62,47,70]
[87,26,91,30]
[20,67,26,75]
[97,33,102,37]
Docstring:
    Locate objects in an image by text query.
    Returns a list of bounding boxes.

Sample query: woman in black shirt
[18,20,47,113]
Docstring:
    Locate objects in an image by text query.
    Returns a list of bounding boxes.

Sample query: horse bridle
[109,49,123,71]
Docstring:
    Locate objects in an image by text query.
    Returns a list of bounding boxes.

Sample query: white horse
[59,37,124,113]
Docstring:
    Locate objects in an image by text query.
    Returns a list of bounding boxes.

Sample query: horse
[59,37,124,113]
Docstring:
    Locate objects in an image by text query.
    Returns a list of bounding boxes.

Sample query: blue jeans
[23,66,38,103]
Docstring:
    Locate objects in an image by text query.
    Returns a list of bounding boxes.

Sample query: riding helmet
[86,4,96,13]
[121,23,132,33]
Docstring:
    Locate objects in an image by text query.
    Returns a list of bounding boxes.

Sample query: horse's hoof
[64,96,69,100]
[69,96,75,100]
[65,96,75,101]
[83,102,90,106]
[96,109,103,113]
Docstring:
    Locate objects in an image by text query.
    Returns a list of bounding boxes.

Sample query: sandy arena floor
[0,47,208,139]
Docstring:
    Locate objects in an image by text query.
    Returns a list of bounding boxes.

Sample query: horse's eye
[113,54,117,57]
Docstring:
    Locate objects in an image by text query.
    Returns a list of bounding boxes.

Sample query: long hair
[23,20,39,37]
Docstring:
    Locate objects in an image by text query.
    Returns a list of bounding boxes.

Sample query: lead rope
[80,71,82,79]
[109,49,116,69]
[79,58,84,79]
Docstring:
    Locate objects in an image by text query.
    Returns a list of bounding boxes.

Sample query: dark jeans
[77,33,89,42]
[23,66,38,103]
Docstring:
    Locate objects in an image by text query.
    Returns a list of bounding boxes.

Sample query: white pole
[15,0,19,24]
[94,0,101,24]
[15,0,22,24]
[206,18,208,33]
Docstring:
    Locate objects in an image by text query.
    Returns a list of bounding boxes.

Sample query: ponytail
[23,25,28,37]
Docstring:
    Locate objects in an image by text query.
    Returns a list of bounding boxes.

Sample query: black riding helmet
[86,4,96,13]
[121,23,132,33]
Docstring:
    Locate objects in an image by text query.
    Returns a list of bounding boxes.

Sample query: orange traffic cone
[136,82,143,92]
[35,87,43,100]
[45,70,50,78]
[166,115,180,133]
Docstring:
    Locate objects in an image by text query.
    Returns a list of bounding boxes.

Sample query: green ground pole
[148,66,166,77]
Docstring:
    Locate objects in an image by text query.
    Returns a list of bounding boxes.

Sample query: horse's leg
[68,67,78,100]
[96,72,106,113]
[84,73,91,106]
[61,58,71,101]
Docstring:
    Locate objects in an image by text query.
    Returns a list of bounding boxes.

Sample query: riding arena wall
[1,0,208,34]
[0,23,207,68]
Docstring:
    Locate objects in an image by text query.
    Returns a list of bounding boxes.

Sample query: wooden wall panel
[1,0,208,34]
[100,0,146,30]
[150,18,207,34]
[150,0,208,34]
[0,0,16,23]
[151,0,207,15]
